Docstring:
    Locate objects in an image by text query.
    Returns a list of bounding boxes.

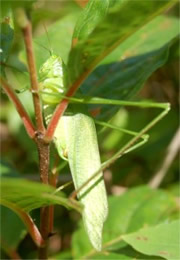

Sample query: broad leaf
[1,0,35,15]
[79,14,179,120]
[0,206,27,252]
[102,15,179,64]
[0,21,13,65]
[81,42,173,121]
[122,220,180,260]
[72,186,178,259]
[68,0,176,84]
[33,13,80,70]
[89,248,165,260]
[0,161,20,178]
[0,178,81,213]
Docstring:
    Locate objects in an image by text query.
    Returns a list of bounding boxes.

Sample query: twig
[16,8,45,133]
[149,127,180,189]
[0,77,35,138]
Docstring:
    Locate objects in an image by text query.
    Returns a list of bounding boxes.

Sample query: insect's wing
[54,113,108,251]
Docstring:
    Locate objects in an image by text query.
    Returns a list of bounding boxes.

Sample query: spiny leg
[67,97,170,199]
[41,91,170,199]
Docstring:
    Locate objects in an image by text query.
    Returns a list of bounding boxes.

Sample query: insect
[39,52,170,251]
[39,54,108,251]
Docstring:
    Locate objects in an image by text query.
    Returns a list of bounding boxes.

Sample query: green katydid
[39,54,108,251]
[38,53,170,251]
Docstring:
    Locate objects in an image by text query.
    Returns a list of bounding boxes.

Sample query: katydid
[39,53,170,251]
[39,55,108,251]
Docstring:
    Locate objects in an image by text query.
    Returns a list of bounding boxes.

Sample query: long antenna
[42,21,53,56]
[34,41,52,55]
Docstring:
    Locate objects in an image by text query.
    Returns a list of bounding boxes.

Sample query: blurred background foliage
[0,0,179,259]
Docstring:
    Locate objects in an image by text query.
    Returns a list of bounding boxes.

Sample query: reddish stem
[0,77,36,138]
[19,10,50,259]
[4,202,45,248]
[19,210,45,248]
[22,21,45,133]
[36,140,50,259]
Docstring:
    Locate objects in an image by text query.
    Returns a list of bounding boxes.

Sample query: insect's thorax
[39,54,67,105]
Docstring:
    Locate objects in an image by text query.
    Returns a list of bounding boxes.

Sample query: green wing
[39,55,108,251]
[54,113,108,251]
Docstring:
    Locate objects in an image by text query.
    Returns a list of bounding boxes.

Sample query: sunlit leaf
[0,178,81,213]
[72,186,178,259]
[122,220,180,260]
[68,0,176,84]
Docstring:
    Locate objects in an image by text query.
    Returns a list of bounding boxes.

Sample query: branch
[149,127,180,189]
[15,8,45,133]
[0,77,36,138]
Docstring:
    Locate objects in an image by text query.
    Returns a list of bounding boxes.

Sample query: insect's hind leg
[95,119,149,155]
[70,100,170,199]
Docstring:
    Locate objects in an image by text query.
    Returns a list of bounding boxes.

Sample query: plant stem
[0,77,36,138]
[36,138,50,259]
[16,9,50,259]
[20,10,45,133]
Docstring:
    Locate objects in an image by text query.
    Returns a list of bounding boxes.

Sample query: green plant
[0,1,179,259]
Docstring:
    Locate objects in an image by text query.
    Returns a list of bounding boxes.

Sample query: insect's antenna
[34,41,52,55]
[43,21,53,56]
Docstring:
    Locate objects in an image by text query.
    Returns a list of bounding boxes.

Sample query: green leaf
[0,178,81,213]
[51,250,72,260]
[81,42,172,121]
[31,1,80,29]
[90,252,131,259]
[0,21,14,63]
[0,160,20,178]
[73,0,109,41]
[102,15,179,64]
[89,248,165,260]
[80,13,179,120]
[0,206,27,251]
[33,13,79,70]
[72,186,178,259]
[68,0,176,84]
[122,220,180,260]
